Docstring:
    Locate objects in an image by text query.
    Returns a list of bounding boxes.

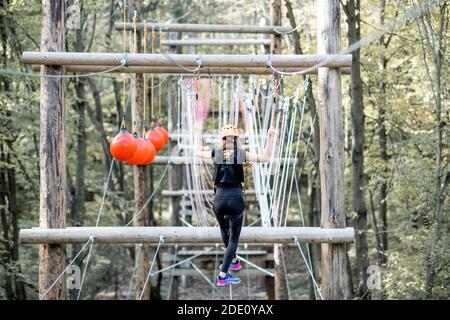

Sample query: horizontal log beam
[115,22,291,34]
[31,65,353,75]
[149,156,298,165]
[166,268,274,277]
[23,52,352,68]
[161,190,258,196]
[161,38,272,46]
[20,227,355,244]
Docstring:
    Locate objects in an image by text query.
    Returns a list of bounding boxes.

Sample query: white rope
[279,244,292,300]
[124,163,170,226]
[0,64,126,79]
[293,236,324,300]
[76,235,96,300]
[294,169,318,300]
[139,235,165,300]
[191,262,228,299]
[95,159,115,227]
[225,250,274,277]
[40,237,94,299]
[150,247,214,277]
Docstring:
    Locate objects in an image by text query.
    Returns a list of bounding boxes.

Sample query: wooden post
[270,0,289,300]
[317,0,349,299]
[167,40,182,299]
[129,1,151,300]
[270,0,282,54]
[39,0,66,300]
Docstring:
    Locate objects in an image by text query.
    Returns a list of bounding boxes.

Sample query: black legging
[213,187,245,273]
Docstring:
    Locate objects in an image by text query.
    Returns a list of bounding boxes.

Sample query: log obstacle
[161,190,258,196]
[20,227,355,244]
[31,64,352,75]
[149,156,299,165]
[115,22,291,34]
[22,52,352,68]
[161,38,272,46]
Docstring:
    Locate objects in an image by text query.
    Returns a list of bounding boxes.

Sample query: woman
[195,124,276,286]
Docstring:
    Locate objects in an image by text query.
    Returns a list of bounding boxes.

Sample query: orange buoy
[154,126,169,145]
[145,129,165,152]
[126,137,152,165]
[109,129,137,162]
[141,139,157,165]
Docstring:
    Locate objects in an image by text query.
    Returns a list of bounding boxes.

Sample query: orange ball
[109,130,137,162]
[145,129,165,152]
[126,138,152,165]
[141,139,157,165]
[154,126,169,145]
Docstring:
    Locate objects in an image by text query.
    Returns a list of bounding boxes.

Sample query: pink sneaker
[220,258,242,272]
[216,272,241,286]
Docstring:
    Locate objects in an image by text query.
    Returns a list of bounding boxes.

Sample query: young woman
[195,124,276,286]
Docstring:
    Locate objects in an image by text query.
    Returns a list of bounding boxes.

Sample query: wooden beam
[20,227,355,244]
[115,22,291,34]
[23,52,352,68]
[317,0,349,300]
[147,156,298,165]
[38,0,66,301]
[161,189,258,196]
[162,269,275,277]
[161,38,272,46]
[31,64,352,75]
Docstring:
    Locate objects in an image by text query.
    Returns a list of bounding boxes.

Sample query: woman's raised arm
[245,128,277,163]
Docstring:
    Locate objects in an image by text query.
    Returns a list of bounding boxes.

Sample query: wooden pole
[38,0,66,300]
[115,22,291,34]
[22,52,352,68]
[317,0,349,299]
[270,0,289,301]
[129,2,151,300]
[31,64,352,75]
[161,38,272,46]
[270,0,283,54]
[20,227,355,244]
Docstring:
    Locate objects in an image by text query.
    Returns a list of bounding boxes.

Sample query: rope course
[17,0,437,302]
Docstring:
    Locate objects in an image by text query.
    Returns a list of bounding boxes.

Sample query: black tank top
[211,147,245,188]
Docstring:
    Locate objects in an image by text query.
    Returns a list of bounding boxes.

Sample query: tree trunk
[378,0,389,265]
[423,2,446,298]
[7,154,26,300]
[343,0,370,299]
[128,0,151,301]
[317,0,349,300]
[0,145,14,299]
[39,0,66,300]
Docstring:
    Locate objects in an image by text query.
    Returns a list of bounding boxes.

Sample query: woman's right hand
[267,128,277,140]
